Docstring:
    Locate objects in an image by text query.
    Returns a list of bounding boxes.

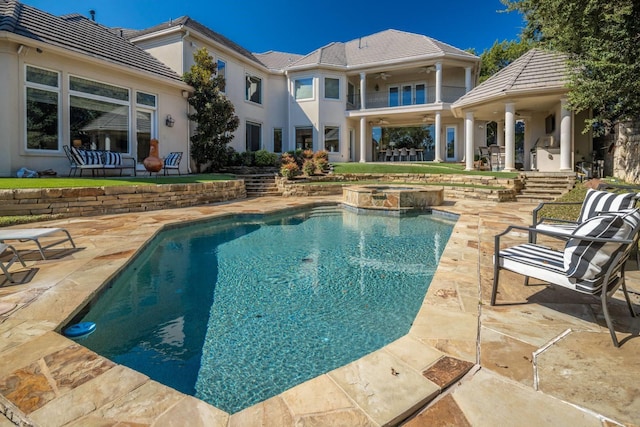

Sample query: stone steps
[240,174,283,197]
[516,172,576,203]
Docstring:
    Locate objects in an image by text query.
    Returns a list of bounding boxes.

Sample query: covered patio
[452,49,592,173]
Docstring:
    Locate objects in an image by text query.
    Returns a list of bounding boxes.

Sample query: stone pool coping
[1,196,639,426]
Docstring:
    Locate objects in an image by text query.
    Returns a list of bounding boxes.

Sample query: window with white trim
[246,74,262,104]
[217,59,226,92]
[295,127,313,150]
[135,91,157,163]
[273,128,283,152]
[69,76,130,153]
[324,126,339,153]
[324,77,340,100]
[246,121,261,151]
[295,77,313,100]
[25,65,60,151]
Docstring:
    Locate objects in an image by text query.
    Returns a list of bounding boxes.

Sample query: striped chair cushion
[103,151,122,166]
[70,146,86,165]
[498,243,605,293]
[164,152,181,167]
[564,213,632,280]
[577,189,637,223]
[82,150,103,165]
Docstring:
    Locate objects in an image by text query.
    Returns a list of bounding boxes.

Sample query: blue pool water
[77,206,455,413]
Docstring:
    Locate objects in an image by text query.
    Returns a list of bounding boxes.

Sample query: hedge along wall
[276,174,522,202]
[0,181,246,218]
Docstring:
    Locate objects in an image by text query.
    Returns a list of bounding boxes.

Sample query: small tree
[183,48,239,172]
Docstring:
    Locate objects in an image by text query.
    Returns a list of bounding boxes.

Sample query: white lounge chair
[493,209,640,347]
[0,243,27,283]
[0,228,76,260]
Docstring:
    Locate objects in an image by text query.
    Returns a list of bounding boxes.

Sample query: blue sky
[20,0,525,55]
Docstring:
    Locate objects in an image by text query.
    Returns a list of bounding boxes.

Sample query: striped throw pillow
[564,213,632,280]
[82,150,102,165]
[577,189,637,222]
[104,151,122,166]
[164,152,181,167]
[70,146,85,165]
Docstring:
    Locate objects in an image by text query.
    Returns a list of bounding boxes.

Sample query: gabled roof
[254,51,304,71]
[453,49,568,109]
[0,0,182,82]
[290,29,478,69]
[128,16,262,65]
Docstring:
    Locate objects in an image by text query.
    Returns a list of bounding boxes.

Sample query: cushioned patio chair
[0,228,76,260]
[492,209,640,347]
[163,152,183,175]
[0,243,27,283]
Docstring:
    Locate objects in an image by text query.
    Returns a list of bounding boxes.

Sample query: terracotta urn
[143,139,163,173]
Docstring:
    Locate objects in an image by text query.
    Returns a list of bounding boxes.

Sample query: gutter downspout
[181,28,193,173]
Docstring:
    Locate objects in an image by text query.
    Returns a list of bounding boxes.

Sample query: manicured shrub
[313,150,329,161]
[302,149,314,159]
[280,162,299,179]
[240,151,254,167]
[254,150,279,167]
[302,159,316,176]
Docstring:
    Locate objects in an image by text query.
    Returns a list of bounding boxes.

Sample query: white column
[465,66,472,93]
[464,112,475,171]
[504,103,516,171]
[359,72,366,110]
[435,62,442,103]
[560,98,572,171]
[497,120,504,146]
[359,117,367,163]
[434,111,442,162]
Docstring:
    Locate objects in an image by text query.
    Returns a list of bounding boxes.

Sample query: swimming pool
[75,206,455,413]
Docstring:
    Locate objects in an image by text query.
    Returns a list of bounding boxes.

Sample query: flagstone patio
[0,196,638,426]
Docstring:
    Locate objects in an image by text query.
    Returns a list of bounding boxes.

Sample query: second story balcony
[346,85,467,111]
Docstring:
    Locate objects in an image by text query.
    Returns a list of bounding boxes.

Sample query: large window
[217,59,226,93]
[273,128,283,153]
[69,76,130,153]
[294,77,313,100]
[25,66,60,151]
[246,121,261,151]
[136,91,157,163]
[295,127,313,150]
[324,126,339,153]
[246,74,262,104]
[324,78,340,100]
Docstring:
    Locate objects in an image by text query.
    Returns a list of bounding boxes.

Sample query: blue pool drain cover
[63,322,96,339]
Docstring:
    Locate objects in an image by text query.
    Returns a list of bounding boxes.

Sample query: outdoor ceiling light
[165,114,175,127]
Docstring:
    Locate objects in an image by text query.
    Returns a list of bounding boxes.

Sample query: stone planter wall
[0,181,246,218]
[276,174,520,202]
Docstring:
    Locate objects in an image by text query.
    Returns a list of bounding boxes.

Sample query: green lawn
[332,162,519,178]
[0,174,236,189]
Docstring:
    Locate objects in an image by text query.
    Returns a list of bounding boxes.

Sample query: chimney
[89,9,96,21]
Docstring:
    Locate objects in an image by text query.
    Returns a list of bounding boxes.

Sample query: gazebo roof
[452,49,569,113]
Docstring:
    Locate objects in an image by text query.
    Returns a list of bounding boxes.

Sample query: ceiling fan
[421,115,433,123]
[377,118,390,125]
[375,72,392,80]
[418,66,436,74]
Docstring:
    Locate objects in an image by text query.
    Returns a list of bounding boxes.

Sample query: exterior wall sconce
[374,84,379,91]
[165,114,175,127]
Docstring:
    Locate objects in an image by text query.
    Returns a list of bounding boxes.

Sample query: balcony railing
[346,86,467,110]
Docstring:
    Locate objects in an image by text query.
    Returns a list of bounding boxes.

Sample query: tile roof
[290,29,478,69]
[0,0,182,82]
[453,49,568,108]
[128,16,262,65]
[254,51,304,71]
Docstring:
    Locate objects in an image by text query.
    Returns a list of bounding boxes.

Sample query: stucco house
[0,0,191,177]
[128,18,482,165]
[1,1,592,177]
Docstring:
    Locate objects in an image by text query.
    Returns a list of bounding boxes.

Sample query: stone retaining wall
[0,181,246,218]
[276,174,521,202]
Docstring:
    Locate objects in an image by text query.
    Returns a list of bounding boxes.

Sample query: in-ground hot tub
[342,185,444,214]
